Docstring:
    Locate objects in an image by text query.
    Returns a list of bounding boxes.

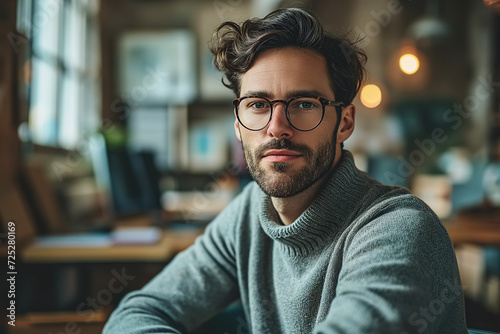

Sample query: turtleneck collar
[258,150,378,257]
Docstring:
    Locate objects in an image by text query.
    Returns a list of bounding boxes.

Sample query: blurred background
[0,0,499,333]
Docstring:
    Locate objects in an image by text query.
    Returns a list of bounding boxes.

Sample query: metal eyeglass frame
[232,95,345,131]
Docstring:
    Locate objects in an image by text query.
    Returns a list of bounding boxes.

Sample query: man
[104,8,467,333]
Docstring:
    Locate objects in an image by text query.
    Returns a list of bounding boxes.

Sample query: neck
[270,177,325,225]
[271,150,342,226]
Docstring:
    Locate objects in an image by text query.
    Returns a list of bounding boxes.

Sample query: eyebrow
[242,90,328,100]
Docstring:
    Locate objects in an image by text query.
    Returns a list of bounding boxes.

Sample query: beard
[241,135,337,198]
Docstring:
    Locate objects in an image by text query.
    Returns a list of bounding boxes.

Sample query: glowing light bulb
[360,84,382,109]
[399,53,420,75]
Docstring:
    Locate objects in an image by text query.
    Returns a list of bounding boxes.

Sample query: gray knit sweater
[103,151,468,334]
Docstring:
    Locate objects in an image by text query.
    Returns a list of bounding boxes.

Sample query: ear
[337,104,355,144]
[234,118,241,141]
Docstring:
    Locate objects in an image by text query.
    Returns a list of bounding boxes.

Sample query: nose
[266,102,293,139]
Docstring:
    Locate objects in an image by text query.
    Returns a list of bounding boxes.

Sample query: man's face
[235,47,354,198]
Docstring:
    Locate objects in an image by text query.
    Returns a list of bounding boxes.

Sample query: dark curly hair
[209,8,367,105]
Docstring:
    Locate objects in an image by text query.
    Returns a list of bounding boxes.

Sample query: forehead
[240,47,334,99]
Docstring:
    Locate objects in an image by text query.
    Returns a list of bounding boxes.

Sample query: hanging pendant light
[407,0,452,48]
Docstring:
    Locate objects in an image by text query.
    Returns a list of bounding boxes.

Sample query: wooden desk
[21,228,202,263]
[10,310,109,334]
[13,224,204,333]
[443,212,500,245]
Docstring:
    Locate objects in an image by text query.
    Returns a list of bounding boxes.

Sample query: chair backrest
[23,160,67,234]
[0,182,36,245]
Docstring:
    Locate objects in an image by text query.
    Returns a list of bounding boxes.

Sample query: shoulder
[344,186,455,271]
[223,180,261,217]
[205,180,261,232]
[332,186,465,333]
[355,185,448,239]
[359,183,440,228]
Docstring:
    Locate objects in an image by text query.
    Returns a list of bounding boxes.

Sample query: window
[17,0,100,149]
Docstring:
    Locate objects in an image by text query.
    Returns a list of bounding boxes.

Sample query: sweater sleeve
[314,194,468,334]
[103,195,242,334]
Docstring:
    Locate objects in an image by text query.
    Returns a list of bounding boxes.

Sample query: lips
[262,149,302,162]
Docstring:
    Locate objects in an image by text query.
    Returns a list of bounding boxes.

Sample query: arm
[103,198,242,334]
[314,196,467,334]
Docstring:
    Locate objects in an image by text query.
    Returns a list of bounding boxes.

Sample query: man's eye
[249,102,267,109]
[293,100,320,110]
[298,102,315,109]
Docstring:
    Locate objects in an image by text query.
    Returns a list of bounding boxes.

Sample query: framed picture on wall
[118,30,196,105]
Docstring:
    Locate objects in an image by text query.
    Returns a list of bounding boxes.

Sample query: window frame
[18,0,101,150]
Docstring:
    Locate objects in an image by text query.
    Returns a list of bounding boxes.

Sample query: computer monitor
[90,134,162,219]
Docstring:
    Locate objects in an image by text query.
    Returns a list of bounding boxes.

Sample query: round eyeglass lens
[238,97,272,130]
[287,97,324,130]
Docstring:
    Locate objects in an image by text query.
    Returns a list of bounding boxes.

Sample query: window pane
[30,58,59,145]
[87,0,100,16]
[26,0,100,149]
[32,0,62,57]
[59,75,81,148]
[86,17,100,75]
[16,0,33,37]
[83,80,101,132]
[63,0,86,71]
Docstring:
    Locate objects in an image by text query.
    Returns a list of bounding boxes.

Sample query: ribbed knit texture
[104,151,468,334]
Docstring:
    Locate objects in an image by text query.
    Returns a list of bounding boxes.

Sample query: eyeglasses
[232,95,345,131]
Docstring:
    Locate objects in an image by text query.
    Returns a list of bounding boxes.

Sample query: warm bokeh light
[399,53,420,75]
[360,84,382,108]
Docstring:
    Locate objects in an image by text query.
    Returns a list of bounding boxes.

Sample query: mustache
[255,138,313,159]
